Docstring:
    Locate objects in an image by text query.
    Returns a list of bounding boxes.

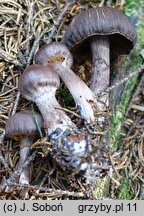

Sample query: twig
[46,0,76,43]
[98,64,144,97]
[34,173,49,196]
[11,92,21,115]
[25,0,34,57]
[26,28,49,66]
[6,182,86,198]
[1,1,34,119]
[130,104,144,112]
[27,0,76,66]
[55,106,82,119]
[85,125,105,135]
[126,74,144,116]
[0,131,10,170]
[108,153,121,179]
[99,0,105,7]
[0,150,37,191]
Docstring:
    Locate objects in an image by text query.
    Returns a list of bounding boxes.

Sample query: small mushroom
[18,65,88,172]
[34,42,100,123]
[62,6,137,105]
[5,110,43,197]
[18,65,73,134]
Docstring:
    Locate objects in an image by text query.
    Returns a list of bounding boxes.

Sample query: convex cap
[35,42,73,67]
[18,65,60,102]
[5,111,43,140]
[63,6,137,61]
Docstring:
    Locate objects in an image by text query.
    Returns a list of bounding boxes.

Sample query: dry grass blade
[0,48,21,66]
[55,106,82,119]
[0,132,10,169]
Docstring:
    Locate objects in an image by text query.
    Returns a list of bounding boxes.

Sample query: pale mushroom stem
[17,137,32,198]
[90,36,110,107]
[34,90,88,172]
[18,137,32,185]
[52,64,100,123]
[34,90,74,136]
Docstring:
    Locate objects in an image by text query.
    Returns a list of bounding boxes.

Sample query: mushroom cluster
[35,42,100,123]
[4,6,137,195]
[18,64,91,172]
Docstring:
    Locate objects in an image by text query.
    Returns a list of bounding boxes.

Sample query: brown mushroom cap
[62,6,137,62]
[5,111,43,140]
[35,42,73,67]
[18,65,60,102]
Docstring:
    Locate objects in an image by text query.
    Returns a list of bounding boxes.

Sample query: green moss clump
[57,86,75,108]
[109,71,139,150]
[124,0,144,47]
[108,0,144,151]
[117,178,134,200]
[93,176,110,199]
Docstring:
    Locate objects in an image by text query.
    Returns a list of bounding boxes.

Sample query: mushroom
[62,6,137,105]
[18,65,88,172]
[5,110,43,197]
[34,42,100,123]
[18,65,73,134]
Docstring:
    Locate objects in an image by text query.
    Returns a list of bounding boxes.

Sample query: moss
[57,85,75,107]
[108,0,144,151]
[124,0,144,47]
[109,61,140,150]
[93,176,110,199]
[117,178,134,200]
